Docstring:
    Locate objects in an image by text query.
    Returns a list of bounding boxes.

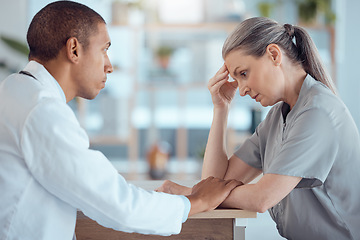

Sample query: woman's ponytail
[293,26,337,94]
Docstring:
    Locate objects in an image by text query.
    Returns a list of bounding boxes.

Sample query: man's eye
[240,71,247,77]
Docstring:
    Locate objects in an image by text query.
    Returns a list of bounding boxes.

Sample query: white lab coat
[0,61,189,240]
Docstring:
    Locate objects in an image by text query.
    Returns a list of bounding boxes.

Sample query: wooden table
[75,180,257,240]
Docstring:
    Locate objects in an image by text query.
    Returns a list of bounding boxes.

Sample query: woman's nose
[239,85,250,97]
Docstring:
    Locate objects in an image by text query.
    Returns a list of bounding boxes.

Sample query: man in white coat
[0,1,241,239]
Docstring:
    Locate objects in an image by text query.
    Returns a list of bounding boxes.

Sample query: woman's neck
[283,63,307,110]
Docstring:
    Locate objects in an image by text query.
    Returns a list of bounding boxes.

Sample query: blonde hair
[222,17,336,94]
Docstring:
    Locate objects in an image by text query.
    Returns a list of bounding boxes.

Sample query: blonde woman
[158,17,360,240]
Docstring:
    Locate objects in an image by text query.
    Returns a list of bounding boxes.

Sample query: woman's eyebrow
[232,67,240,77]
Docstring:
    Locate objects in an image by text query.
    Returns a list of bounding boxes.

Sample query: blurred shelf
[111,22,241,32]
[90,136,131,145]
[143,22,240,32]
[136,82,207,90]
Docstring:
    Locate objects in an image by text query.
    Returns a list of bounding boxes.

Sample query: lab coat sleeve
[20,99,187,236]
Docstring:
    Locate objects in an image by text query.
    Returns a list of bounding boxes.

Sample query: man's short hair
[27,1,105,62]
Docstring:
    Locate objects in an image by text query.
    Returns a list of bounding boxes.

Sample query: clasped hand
[156,177,243,216]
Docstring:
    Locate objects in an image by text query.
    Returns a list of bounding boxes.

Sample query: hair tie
[284,23,295,40]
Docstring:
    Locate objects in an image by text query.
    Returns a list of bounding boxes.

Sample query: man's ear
[266,44,282,66]
[66,37,80,63]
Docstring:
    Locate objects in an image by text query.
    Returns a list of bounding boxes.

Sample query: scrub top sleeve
[267,108,339,188]
[20,100,185,236]
[234,114,274,170]
[234,133,263,170]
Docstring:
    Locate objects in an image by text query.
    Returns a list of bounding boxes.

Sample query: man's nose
[105,56,113,74]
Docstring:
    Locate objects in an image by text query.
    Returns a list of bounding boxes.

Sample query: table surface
[129,180,257,220]
[76,180,256,240]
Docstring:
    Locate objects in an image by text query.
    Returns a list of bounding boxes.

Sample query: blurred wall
[336,0,360,131]
[0,0,28,79]
[1,0,359,133]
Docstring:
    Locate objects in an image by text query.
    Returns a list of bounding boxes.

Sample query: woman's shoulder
[294,78,353,132]
[303,82,345,114]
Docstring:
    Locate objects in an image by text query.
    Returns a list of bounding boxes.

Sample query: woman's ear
[66,37,80,63]
[266,44,282,66]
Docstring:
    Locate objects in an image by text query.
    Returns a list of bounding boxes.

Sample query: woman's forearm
[202,107,230,179]
[219,184,265,212]
[219,174,302,213]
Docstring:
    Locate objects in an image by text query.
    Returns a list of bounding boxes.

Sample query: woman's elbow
[254,198,275,213]
[257,204,269,213]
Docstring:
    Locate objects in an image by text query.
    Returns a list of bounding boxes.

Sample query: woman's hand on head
[208,64,238,109]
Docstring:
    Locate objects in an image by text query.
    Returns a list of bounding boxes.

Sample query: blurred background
[1,0,359,181]
[1,0,359,239]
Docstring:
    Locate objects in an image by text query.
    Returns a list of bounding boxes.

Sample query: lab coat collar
[22,60,67,103]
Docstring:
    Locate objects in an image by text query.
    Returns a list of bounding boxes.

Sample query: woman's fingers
[211,65,229,80]
[207,64,238,107]
[215,63,227,75]
[208,77,229,93]
[208,69,229,87]
[155,180,192,195]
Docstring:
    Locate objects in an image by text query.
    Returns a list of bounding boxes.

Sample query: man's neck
[31,57,75,103]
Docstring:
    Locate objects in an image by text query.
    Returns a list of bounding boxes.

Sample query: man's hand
[186,177,243,216]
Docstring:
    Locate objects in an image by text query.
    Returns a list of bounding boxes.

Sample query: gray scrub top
[235,75,360,240]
